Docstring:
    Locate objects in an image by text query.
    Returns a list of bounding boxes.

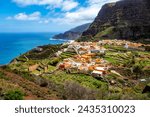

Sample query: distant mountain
[53,23,91,40]
[81,0,150,41]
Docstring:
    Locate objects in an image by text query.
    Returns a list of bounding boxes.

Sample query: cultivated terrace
[1,39,150,100]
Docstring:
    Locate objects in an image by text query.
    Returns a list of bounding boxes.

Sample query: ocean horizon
[0,32,67,65]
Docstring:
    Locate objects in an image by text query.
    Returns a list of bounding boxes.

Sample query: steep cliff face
[82,0,150,40]
[53,23,91,40]
[53,31,81,40]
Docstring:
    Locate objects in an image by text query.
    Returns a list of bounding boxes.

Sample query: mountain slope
[81,0,150,40]
[53,23,91,40]
[2,41,150,100]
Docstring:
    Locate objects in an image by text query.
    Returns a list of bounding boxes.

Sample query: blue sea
[0,33,67,65]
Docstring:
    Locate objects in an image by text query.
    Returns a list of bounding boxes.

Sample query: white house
[124,43,129,49]
[69,40,75,44]
[91,70,103,78]
[95,67,106,71]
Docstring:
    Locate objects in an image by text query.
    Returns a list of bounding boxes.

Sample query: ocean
[0,33,67,65]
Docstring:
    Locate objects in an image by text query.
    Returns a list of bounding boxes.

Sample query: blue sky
[0,0,119,32]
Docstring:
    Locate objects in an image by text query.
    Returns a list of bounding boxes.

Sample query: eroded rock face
[53,23,91,40]
[82,0,150,40]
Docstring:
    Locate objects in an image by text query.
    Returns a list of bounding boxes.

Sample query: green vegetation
[104,46,150,80]
[44,71,107,90]
[4,89,24,100]
[60,52,76,59]
[18,44,63,60]
[49,58,61,66]
[0,43,149,100]
[95,26,114,38]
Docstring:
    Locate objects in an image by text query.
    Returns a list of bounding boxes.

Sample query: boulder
[142,83,150,93]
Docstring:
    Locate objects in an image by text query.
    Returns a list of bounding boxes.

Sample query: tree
[132,64,143,79]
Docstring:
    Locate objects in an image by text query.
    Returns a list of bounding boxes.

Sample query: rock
[53,23,91,40]
[53,31,81,40]
[140,79,147,82]
[35,76,49,87]
[110,80,116,85]
[124,78,129,81]
[124,83,128,86]
[142,83,150,93]
[110,70,122,77]
[40,82,48,87]
[82,0,150,40]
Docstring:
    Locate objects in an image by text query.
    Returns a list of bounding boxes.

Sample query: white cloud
[51,0,120,25]
[13,0,62,6]
[88,0,119,5]
[11,0,120,26]
[57,6,99,24]
[61,0,78,11]
[38,19,49,24]
[13,0,78,11]
[8,12,41,21]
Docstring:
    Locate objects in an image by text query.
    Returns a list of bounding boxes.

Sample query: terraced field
[0,43,150,100]
[60,52,76,59]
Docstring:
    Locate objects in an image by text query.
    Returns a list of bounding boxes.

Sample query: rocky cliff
[53,23,91,40]
[82,0,150,40]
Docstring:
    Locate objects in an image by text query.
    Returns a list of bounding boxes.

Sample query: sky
[0,0,119,32]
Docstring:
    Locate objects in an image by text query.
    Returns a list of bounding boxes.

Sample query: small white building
[95,67,106,71]
[56,51,62,56]
[124,43,129,49]
[69,40,75,44]
[35,47,43,52]
[91,70,103,78]
[99,50,105,54]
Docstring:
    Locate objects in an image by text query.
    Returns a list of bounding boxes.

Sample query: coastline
[0,33,68,65]
[3,39,150,100]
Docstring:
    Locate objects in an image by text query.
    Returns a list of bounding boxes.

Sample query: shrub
[4,90,24,100]
[106,93,122,100]
[63,81,97,100]
[145,46,150,51]
[132,63,143,79]
[49,58,60,66]
[0,71,9,80]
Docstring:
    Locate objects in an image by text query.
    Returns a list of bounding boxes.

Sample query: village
[54,40,147,78]
[6,39,150,100]
[57,41,109,78]
[24,39,150,79]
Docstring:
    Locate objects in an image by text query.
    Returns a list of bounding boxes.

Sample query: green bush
[49,58,60,66]
[4,90,24,100]
[145,46,150,51]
